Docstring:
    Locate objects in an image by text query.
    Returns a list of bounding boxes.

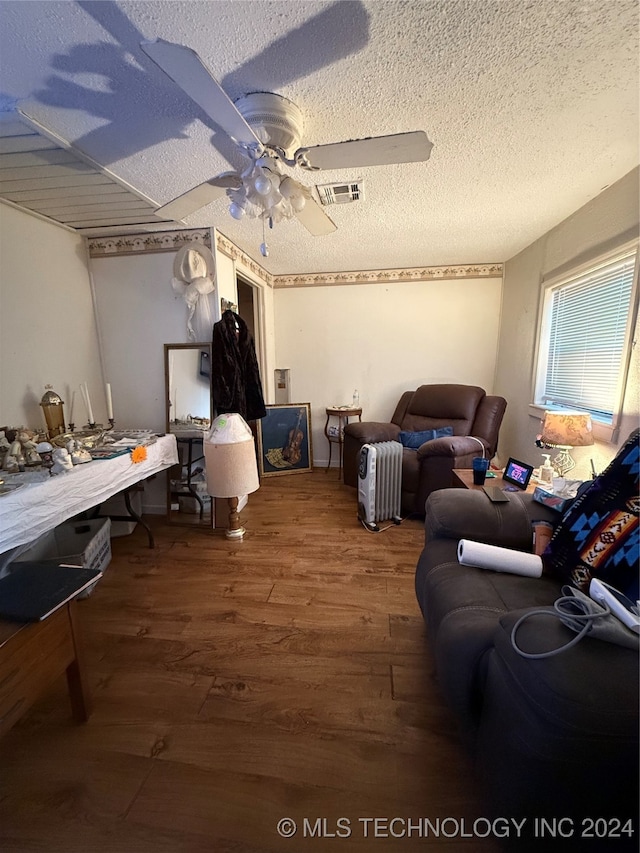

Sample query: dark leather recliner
[343,384,507,515]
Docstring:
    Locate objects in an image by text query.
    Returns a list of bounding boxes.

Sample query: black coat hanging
[211,310,266,421]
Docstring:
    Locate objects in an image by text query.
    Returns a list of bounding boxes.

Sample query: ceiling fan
[140,39,433,249]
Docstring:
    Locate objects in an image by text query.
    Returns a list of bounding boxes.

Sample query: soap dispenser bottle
[540,454,554,486]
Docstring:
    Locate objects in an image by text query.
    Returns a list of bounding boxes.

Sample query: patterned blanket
[543,428,639,598]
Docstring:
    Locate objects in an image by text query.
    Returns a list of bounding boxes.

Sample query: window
[534,245,638,434]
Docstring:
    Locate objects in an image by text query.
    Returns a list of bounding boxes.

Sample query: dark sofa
[415,445,639,850]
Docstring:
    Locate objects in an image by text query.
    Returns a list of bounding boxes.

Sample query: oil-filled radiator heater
[357,441,403,529]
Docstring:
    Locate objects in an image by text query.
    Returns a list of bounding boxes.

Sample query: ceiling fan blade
[208,172,244,190]
[140,39,262,150]
[156,176,240,220]
[295,197,337,236]
[297,130,433,171]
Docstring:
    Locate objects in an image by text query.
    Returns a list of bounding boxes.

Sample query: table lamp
[40,386,65,437]
[539,411,594,476]
[204,413,260,540]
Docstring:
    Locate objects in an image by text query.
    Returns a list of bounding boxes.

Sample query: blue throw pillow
[398,426,453,449]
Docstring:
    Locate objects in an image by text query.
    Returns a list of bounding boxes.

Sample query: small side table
[452,469,538,494]
[171,434,206,520]
[325,406,362,479]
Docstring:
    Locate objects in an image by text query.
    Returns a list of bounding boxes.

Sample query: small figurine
[67,439,91,464]
[36,441,55,475]
[0,431,10,468]
[4,439,24,472]
[51,446,74,475]
[17,429,42,466]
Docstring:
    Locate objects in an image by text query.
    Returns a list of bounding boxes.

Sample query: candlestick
[69,390,75,426]
[79,382,88,413]
[80,383,90,424]
[83,382,94,426]
[105,382,113,420]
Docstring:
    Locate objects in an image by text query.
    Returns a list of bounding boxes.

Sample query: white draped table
[0,434,178,560]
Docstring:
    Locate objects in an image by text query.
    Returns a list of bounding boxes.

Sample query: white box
[13,517,112,597]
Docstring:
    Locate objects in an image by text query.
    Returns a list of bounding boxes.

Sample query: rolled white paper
[458,539,542,578]
[105,382,113,419]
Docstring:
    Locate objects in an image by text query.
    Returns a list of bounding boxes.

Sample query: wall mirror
[164,342,212,526]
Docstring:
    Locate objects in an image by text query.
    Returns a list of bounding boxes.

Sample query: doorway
[237,276,256,341]
[234,271,271,402]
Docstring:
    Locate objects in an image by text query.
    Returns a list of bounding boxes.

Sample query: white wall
[274,277,503,466]
[88,231,276,512]
[90,246,220,513]
[90,251,195,432]
[0,203,103,429]
[495,167,640,479]
[214,248,237,311]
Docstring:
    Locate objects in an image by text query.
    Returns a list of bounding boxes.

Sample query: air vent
[316,181,364,206]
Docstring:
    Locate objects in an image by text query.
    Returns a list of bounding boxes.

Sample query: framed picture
[257,403,313,476]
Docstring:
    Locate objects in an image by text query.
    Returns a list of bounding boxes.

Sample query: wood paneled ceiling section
[0,113,171,235]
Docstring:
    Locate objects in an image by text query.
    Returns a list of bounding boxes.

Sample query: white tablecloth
[0,434,178,556]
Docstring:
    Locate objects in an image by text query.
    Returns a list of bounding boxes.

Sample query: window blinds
[543,253,636,423]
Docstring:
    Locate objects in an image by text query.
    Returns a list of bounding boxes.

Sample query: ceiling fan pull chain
[260,217,269,258]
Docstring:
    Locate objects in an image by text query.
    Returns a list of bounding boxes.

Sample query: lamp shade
[540,411,594,447]
[204,414,259,498]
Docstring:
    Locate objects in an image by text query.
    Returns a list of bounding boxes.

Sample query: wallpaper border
[86,229,212,258]
[87,229,503,285]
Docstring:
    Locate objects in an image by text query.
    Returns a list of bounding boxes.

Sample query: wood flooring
[0,471,499,853]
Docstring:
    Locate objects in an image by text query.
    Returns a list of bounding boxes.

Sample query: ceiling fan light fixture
[139,40,427,248]
[265,200,289,224]
[278,176,296,199]
[253,171,273,196]
[229,201,245,220]
[291,193,306,212]
[235,92,304,157]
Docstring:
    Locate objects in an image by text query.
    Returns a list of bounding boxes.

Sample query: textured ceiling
[0,0,637,276]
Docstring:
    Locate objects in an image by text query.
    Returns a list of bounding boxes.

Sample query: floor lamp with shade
[204,413,260,540]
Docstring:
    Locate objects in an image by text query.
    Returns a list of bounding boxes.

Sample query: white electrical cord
[511,589,613,658]
[466,435,486,458]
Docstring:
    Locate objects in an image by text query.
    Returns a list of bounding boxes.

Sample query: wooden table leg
[324,412,333,472]
[65,601,92,722]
